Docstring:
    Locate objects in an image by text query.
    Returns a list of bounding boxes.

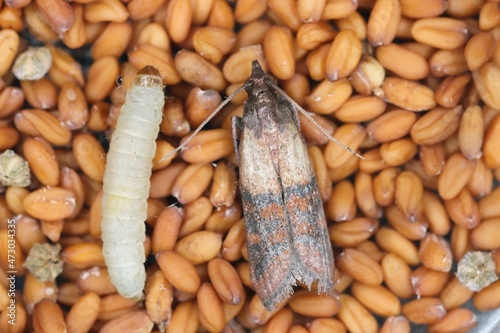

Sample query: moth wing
[238,128,296,310]
[278,122,335,294]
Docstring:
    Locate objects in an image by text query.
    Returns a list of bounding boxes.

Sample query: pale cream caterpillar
[101,66,164,300]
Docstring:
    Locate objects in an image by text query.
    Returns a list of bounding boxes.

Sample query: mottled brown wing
[238,127,297,310]
[278,122,335,295]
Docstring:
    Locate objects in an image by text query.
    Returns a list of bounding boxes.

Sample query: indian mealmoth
[233,61,334,310]
[101,66,165,300]
[168,60,360,310]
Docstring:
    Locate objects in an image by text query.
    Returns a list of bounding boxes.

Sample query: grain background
[0,0,500,332]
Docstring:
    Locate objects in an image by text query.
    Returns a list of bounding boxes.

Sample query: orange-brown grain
[410,266,449,297]
[99,310,154,333]
[32,299,66,333]
[483,114,500,168]
[23,187,76,221]
[288,290,340,317]
[435,73,471,108]
[376,43,429,80]
[136,22,171,52]
[127,0,166,21]
[297,22,336,51]
[359,148,387,174]
[325,29,362,81]
[46,44,85,87]
[0,29,19,76]
[76,266,117,295]
[328,217,377,248]
[178,197,212,238]
[171,163,214,204]
[144,269,173,329]
[337,294,378,333]
[336,248,383,286]
[376,228,420,266]
[373,167,399,207]
[83,0,129,23]
[174,231,222,265]
[221,219,245,262]
[351,281,401,317]
[381,254,414,299]
[444,188,480,229]
[23,137,60,186]
[58,82,88,130]
[381,77,436,111]
[73,132,106,182]
[411,106,463,146]
[157,250,201,293]
[175,50,226,91]
[5,186,29,215]
[263,26,295,80]
[385,205,427,241]
[208,258,244,305]
[395,171,423,222]
[326,180,356,222]
[128,43,181,85]
[467,157,493,198]
[367,0,401,46]
[193,26,236,64]
[479,1,500,30]
[380,138,418,167]
[334,95,386,123]
[20,78,57,110]
[402,297,446,324]
[85,56,120,103]
[470,217,500,250]
[438,152,477,200]
[324,124,365,169]
[419,233,453,272]
[65,291,100,333]
[422,190,451,236]
[16,109,72,145]
[166,301,199,333]
[91,22,132,60]
[263,307,293,333]
[439,275,475,310]
[0,229,26,276]
[223,46,267,83]
[355,171,382,219]
[151,206,183,254]
[197,282,226,332]
[427,308,477,333]
[411,17,468,49]
[62,243,105,269]
[96,294,139,321]
[479,186,500,219]
[380,316,411,333]
[184,88,222,128]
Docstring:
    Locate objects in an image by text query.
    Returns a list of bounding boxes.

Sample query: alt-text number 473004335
[6,218,17,326]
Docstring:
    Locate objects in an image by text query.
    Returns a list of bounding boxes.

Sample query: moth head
[134,66,163,89]
[245,60,276,95]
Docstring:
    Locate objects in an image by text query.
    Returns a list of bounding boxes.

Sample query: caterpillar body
[101,67,164,300]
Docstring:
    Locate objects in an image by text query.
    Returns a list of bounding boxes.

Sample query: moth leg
[231,115,243,163]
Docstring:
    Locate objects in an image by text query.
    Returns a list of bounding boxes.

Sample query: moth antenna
[159,83,248,163]
[270,82,365,160]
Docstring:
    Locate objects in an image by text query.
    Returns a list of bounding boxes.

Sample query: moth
[233,62,335,310]
[169,60,360,310]
[101,66,165,300]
